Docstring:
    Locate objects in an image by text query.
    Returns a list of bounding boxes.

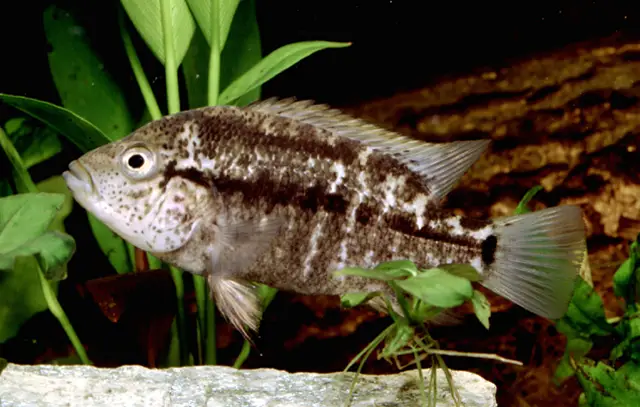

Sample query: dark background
[0,0,638,115]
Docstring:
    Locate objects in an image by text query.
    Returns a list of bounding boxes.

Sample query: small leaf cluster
[554,235,640,406]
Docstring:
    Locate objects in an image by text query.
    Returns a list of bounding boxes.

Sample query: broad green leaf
[121,0,196,65]
[44,5,134,141]
[554,337,593,384]
[182,27,211,109]
[613,239,639,304]
[556,277,614,339]
[374,260,419,276]
[333,266,415,281]
[183,0,262,108]
[576,360,640,406]
[186,0,240,49]
[87,214,132,274]
[0,193,64,254]
[36,176,73,234]
[219,0,262,106]
[0,193,75,280]
[439,264,482,282]
[471,289,491,329]
[0,232,75,281]
[0,94,110,152]
[5,118,62,169]
[341,292,380,308]
[219,40,351,105]
[514,185,543,215]
[0,257,51,343]
[395,268,474,308]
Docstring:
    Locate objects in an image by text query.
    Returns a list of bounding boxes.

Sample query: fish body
[63,98,587,335]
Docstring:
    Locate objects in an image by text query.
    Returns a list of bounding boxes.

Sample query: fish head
[62,119,213,255]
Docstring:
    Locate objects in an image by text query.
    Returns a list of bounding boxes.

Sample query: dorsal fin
[245,97,490,204]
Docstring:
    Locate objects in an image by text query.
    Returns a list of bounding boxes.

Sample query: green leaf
[0,193,64,254]
[374,260,419,276]
[471,289,491,329]
[219,40,351,105]
[183,0,262,108]
[554,338,593,384]
[0,257,52,343]
[0,232,75,281]
[219,0,262,106]
[439,263,482,282]
[44,5,134,141]
[395,268,474,308]
[36,176,73,234]
[86,214,133,275]
[514,185,543,215]
[341,292,381,308]
[0,193,75,280]
[333,265,415,281]
[5,117,62,169]
[186,0,240,49]
[613,239,639,304]
[121,0,196,65]
[182,28,210,109]
[0,357,7,374]
[556,277,614,340]
[576,360,640,406]
[0,94,110,152]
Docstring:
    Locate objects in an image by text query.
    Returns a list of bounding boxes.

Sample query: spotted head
[62,110,216,255]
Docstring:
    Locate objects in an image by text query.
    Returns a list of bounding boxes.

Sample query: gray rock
[0,363,496,407]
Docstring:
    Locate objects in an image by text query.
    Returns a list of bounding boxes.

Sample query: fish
[62,97,587,337]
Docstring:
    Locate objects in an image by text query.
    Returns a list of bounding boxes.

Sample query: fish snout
[63,160,95,195]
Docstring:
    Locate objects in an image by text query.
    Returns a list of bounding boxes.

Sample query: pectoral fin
[209,215,285,278]
[205,215,284,337]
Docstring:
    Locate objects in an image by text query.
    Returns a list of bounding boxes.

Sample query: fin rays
[246,97,490,204]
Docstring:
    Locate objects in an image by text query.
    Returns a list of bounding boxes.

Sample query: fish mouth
[62,160,95,196]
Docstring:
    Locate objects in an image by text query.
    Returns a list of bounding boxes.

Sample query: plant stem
[207,0,221,106]
[160,0,180,114]
[233,339,251,368]
[170,266,189,365]
[205,287,217,365]
[118,7,162,120]
[38,265,91,365]
[418,348,523,366]
[0,127,90,365]
[193,275,208,362]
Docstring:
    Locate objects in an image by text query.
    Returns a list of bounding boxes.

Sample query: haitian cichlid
[62,98,587,336]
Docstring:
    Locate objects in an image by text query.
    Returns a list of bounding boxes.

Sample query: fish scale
[63,97,588,338]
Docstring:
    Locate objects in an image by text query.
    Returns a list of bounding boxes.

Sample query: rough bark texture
[244,36,640,407]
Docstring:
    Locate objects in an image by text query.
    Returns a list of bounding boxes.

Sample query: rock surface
[0,363,496,407]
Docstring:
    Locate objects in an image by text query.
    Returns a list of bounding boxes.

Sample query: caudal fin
[480,205,587,320]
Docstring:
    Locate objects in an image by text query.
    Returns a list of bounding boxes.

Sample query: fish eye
[121,145,157,179]
[128,154,145,169]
